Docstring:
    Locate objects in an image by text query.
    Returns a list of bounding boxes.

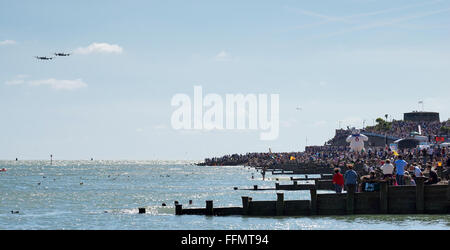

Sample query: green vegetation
[440,126,450,135]
[365,118,393,132]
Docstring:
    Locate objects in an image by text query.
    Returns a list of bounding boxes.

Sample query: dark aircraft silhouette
[35,56,54,60]
[54,53,71,57]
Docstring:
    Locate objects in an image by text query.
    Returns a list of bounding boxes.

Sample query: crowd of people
[202,118,450,193]
[204,144,449,176]
[332,153,446,194]
[363,120,446,139]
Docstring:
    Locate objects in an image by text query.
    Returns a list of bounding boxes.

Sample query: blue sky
[1,0,450,160]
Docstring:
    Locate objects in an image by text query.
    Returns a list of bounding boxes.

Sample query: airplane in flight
[35,56,54,60]
[54,52,71,57]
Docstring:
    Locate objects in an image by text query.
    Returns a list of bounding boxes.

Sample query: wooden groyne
[257,163,369,176]
[276,180,334,191]
[235,179,334,191]
[175,178,450,216]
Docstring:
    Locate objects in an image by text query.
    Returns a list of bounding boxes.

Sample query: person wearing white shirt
[410,163,423,177]
[381,160,394,175]
[381,159,395,184]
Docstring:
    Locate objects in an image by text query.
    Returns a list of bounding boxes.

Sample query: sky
[1,0,450,160]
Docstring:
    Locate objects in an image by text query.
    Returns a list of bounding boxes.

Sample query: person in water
[261,166,267,180]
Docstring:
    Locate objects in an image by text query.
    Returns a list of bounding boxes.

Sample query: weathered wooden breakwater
[175,178,450,216]
[237,180,334,191]
[258,163,366,176]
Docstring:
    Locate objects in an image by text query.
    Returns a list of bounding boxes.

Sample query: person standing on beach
[332,168,344,193]
[410,163,423,178]
[424,165,439,185]
[344,164,358,193]
[394,156,408,185]
[381,159,394,185]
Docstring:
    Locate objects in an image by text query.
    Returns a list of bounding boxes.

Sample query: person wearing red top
[332,168,345,193]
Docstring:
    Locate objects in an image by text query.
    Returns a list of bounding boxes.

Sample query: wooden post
[242,196,249,215]
[276,193,284,216]
[447,181,450,213]
[346,184,355,215]
[206,200,213,216]
[254,185,258,190]
[175,204,182,215]
[416,177,425,214]
[379,181,388,214]
[275,182,279,190]
[310,188,317,215]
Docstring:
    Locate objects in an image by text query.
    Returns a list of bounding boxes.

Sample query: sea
[0,160,449,230]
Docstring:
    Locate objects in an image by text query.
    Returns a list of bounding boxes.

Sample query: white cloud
[28,78,87,90]
[5,79,25,85]
[214,50,232,61]
[5,75,87,91]
[154,124,168,130]
[0,40,16,46]
[74,43,123,55]
[318,7,450,39]
[4,74,28,85]
[280,120,296,128]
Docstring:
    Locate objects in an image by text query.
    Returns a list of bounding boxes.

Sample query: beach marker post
[242,196,249,215]
[416,177,425,214]
[346,184,355,215]
[310,188,317,215]
[379,181,388,214]
[447,181,450,212]
[276,193,284,216]
[206,200,213,215]
[175,204,183,215]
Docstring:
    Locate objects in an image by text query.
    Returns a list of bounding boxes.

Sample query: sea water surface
[0,160,449,230]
